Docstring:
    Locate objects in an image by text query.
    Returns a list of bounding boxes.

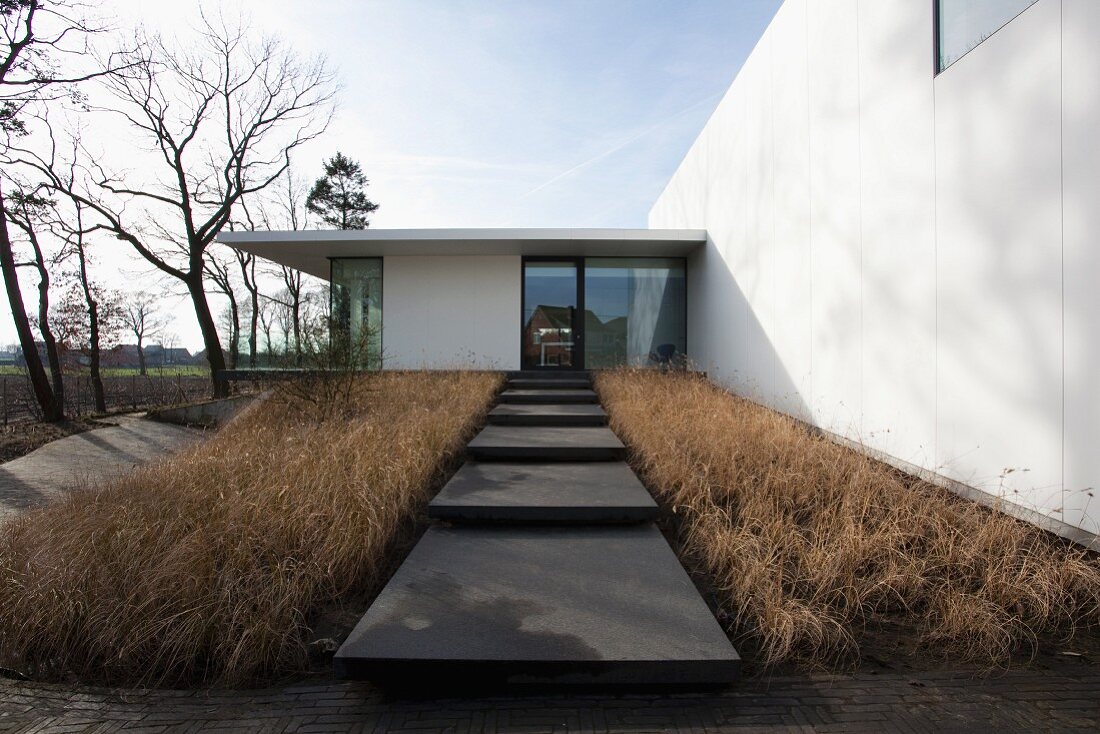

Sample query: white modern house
[220,0,1100,542]
[218,229,699,370]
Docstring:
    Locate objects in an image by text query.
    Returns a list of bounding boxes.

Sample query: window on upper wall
[936,0,1040,73]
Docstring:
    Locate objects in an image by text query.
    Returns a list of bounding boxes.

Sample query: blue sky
[348,0,782,227]
[2,0,783,350]
[328,0,783,228]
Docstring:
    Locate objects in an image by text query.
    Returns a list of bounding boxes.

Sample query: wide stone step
[499,389,598,404]
[507,370,590,380]
[429,462,657,524]
[334,524,740,686]
[488,403,607,427]
[467,426,625,461]
[507,378,592,390]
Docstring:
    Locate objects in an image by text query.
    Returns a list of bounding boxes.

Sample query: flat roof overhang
[216,228,707,280]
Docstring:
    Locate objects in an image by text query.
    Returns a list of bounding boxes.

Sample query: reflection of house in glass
[584,259,685,369]
[583,311,627,368]
[523,305,575,368]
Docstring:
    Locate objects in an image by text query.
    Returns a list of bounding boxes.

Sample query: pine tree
[306,152,379,229]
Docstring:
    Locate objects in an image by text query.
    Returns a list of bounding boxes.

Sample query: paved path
[2,380,1097,730]
[0,414,204,519]
[336,371,738,685]
[1,667,1099,732]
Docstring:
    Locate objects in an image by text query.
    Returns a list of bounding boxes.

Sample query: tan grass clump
[0,370,501,686]
[595,369,1100,669]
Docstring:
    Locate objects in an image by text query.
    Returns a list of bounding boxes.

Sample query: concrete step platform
[467,426,625,461]
[499,389,598,404]
[429,462,657,524]
[334,524,740,687]
[507,378,592,390]
[488,403,607,427]
[507,370,591,380]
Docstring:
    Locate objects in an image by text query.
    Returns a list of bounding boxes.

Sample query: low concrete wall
[147,395,256,429]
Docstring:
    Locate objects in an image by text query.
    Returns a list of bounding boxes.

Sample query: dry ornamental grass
[595,369,1100,670]
[0,371,501,686]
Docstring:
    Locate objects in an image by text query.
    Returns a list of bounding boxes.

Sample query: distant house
[14,342,49,369]
[144,345,193,367]
[521,305,575,369]
[103,344,142,368]
[102,344,194,370]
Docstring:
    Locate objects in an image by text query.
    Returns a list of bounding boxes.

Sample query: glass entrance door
[522,259,582,369]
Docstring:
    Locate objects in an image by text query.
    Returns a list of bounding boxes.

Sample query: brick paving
[2,667,1099,732]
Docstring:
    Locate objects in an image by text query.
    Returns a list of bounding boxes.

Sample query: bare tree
[13,14,336,397]
[216,304,238,368]
[279,267,304,364]
[273,289,293,361]
[51,268,123,414]
[56,200,122,412]
[236,247,259,367]
[220,203,259,368]
[265,169,310,364]
[297,282,329,352]
[123,291,165,376]
[5,187,65,418]
[272,165,309,231]
[204,251,240,369]
[0,0,130,421]
[257,295,278,364]
[160,330,180,368]
[237,166,313,367]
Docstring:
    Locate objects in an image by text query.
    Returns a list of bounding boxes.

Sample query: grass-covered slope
[0,371,502,686]
[596,369,1100,670]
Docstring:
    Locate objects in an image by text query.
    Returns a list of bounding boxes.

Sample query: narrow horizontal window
[936,0,1039,73]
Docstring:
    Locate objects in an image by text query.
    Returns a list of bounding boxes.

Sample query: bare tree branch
[3,12,337,396]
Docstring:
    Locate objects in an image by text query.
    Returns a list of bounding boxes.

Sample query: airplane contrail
[523,91,723,197]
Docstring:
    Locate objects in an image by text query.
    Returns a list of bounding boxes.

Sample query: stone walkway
[2,378,1098,730]
[2,667,1099,732]
[335,371,739,686]
[0,414,204,519]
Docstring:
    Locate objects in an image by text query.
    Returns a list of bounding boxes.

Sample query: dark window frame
[520,256,585,371]
[519,255,689,371]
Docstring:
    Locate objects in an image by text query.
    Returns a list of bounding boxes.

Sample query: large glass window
[583,258,686,368]
[522,261,578,369]
[937,0,1038,73]
[330,258,382,367]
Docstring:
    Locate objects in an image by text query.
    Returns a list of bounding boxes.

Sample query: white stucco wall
[651,0,1100,536]
[382,256,521,370]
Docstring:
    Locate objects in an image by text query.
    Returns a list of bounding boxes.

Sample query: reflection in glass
[937,0,1038,72]
[330,258,382,368]
[522,261,577,368]
[583,258,686,369]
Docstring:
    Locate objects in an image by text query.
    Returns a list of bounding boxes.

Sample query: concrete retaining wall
[147,395,256,428]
